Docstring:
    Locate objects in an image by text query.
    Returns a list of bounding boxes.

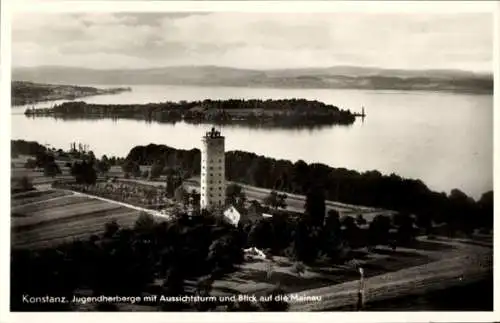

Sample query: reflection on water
[11,85,493,199]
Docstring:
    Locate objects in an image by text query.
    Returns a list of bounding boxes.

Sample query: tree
[122,160,140,177]
[174,186,189,207]
[142,170,150,179]
[225,183,246,208]
[35,151,54,168]
[104,220,120,238]
[292,218,318,263]
[207,234,244,273]
[134,212,156,233]
[263,191,287,210]
[477,191,493,231]
[247,219,274,249]
[392,212,416,246]
[341,215,362,248]
[368,215,392,248]
[304,186,326,226]
[24,158,37,169]
[165,169,182,197]
[323,210,343,260]
[86,150,96,164]
[149,160,165,180]
[44,161,61,178]
[71,161,97,184]
[96,158,111,175]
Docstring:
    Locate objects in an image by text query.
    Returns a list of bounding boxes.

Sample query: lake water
[11,85,493,199]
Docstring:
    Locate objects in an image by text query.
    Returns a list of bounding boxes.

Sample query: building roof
[204,127,224,139]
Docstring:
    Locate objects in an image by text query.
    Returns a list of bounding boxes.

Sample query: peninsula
[24,99,358,127]
[12,81,131,106]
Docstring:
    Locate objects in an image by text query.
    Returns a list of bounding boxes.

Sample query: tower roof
[204,127,224,138]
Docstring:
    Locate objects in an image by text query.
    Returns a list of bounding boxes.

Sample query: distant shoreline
[12,65,493,95]
[12,81,131,106]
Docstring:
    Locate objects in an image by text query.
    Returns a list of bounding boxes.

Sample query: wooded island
[24,99,358,127]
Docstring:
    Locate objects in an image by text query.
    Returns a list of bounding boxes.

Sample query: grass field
[205,235,492,311]
[11,189,141,249]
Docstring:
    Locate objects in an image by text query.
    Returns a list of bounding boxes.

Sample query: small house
[223,204,263,226]
[223,205,241,226]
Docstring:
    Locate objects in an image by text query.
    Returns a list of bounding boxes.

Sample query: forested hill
[12,65,493,94]
[12,81,131,106]
[124,143,493,233]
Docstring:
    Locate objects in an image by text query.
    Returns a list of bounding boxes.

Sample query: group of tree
[241,186,421,265]
[11,139,47,157]
[11,210,245,311]
[70,160,98,185]
[123,144,493,235]
[23,150,63,178]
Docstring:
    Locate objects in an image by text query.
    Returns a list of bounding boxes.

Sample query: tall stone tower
[200,127,226,210]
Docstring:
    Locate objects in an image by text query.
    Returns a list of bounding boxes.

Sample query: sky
[11,12,493,72]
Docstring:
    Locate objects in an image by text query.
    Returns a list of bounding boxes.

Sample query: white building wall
[223,206,241,226]
[200,128,226,210]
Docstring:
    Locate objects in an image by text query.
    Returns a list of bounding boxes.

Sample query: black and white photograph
[2,0,496,317]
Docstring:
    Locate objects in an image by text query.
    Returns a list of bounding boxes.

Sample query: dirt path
[288,239,492,311]
[71,191,170,219]
[33,185,172,220]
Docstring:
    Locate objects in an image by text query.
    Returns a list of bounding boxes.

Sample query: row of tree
[12,139,494,235]
[124,144,493,234]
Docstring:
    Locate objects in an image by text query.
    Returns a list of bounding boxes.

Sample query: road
[117,177,394,220]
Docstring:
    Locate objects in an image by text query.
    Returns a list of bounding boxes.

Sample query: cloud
[12,12,493,71]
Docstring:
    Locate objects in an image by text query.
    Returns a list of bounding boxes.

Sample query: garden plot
[12,195,93,216]
[11,191,145,249]
[12,209,141,249]
[11,190,72,207]
[12,200,123,229]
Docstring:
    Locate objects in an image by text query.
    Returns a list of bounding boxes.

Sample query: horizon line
[12,64,493,76]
